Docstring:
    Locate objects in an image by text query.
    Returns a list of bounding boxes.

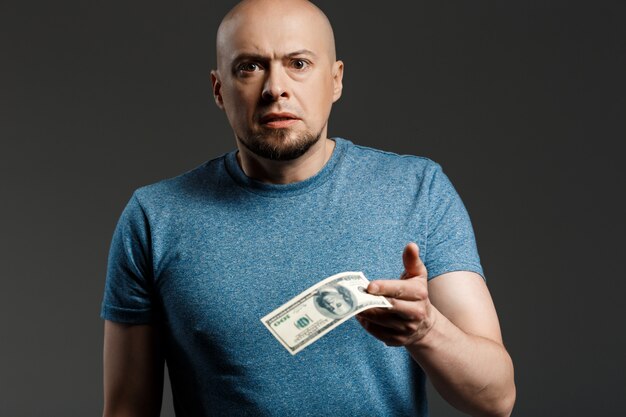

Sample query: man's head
[211,0,343,161]
[315,285,354,318]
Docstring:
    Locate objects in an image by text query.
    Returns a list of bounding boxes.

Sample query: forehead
[324,292,342,299]
[218,9,329,64]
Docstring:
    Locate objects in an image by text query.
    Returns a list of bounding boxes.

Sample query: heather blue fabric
[101,137,484,417]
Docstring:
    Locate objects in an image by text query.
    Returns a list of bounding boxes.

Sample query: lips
[259,112,300,124]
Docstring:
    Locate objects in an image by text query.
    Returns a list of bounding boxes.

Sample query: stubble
[237,127,324,161]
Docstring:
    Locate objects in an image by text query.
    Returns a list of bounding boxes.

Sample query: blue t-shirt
[101,138,484,417]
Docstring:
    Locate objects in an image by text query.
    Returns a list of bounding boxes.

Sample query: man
[101,0,515,416]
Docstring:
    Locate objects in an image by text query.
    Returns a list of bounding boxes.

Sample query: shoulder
[339,138,444,185]
[131,154,229,210]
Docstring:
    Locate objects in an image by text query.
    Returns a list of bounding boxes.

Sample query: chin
[238,128,323,161]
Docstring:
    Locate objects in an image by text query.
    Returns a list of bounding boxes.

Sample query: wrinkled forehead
[216,6,335,68]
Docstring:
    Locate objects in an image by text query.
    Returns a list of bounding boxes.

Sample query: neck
[236,138,336,184]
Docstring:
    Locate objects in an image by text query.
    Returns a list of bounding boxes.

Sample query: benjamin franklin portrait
[314,284,355,319]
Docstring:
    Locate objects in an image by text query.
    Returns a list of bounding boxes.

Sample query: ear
[331,60,344,103]
[210,70,225,110]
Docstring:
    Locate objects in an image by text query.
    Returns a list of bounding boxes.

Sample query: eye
[291,59,310,70]
[236,62,262,73]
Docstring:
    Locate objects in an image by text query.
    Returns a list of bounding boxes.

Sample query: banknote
[261,271,392,355]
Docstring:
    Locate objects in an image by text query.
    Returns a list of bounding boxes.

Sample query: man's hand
[356,242,436,347]
[357,243,516,417]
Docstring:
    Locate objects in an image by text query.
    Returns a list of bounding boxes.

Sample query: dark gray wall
[1,1,624,416]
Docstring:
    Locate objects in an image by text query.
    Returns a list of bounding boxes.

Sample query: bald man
[101,1,515,416]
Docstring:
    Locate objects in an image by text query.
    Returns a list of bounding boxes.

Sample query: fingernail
[368,283,379,294]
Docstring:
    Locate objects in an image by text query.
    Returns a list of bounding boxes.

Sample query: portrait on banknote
[314,284,356,319]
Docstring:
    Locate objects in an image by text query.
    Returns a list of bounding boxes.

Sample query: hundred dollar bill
[261,271,392,355]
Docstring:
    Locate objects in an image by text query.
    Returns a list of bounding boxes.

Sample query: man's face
[321,292,351,316]
[212,3,343,161]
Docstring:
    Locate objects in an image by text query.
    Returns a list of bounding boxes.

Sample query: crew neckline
[224,137,349,197]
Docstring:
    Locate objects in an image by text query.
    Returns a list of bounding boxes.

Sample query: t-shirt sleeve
[100,193,156,324]
[423,162,485,281]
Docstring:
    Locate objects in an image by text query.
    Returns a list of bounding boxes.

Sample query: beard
[237,126,324,161]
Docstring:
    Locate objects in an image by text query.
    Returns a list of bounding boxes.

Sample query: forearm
[407,308,515,417]
[103,322,165,417]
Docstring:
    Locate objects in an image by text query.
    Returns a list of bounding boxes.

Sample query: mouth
[259,112,300,128]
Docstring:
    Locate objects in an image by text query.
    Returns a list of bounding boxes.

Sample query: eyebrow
[286,49,318,58]
[231,49,318,64]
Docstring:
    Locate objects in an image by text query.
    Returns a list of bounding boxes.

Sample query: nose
[261,65,289,101]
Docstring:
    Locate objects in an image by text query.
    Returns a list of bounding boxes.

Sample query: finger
[356,316,408,347]
[367,278,428,301]
[358,307,404,323]
[359,299,424,321]
[358,309,419,334]
[359,297,430,326]
[401,242,428,279]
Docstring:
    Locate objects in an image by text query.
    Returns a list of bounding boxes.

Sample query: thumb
[401,242,428,280]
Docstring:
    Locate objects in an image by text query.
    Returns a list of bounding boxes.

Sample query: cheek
[223,81,259,108]
[301,86,333,121]
[318,80,335,111]
[223,88,258,123]
[225,91,249,111]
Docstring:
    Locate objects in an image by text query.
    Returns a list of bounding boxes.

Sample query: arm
[357,243,515,417]
[413,271,515,417]
[103,320,165,417]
